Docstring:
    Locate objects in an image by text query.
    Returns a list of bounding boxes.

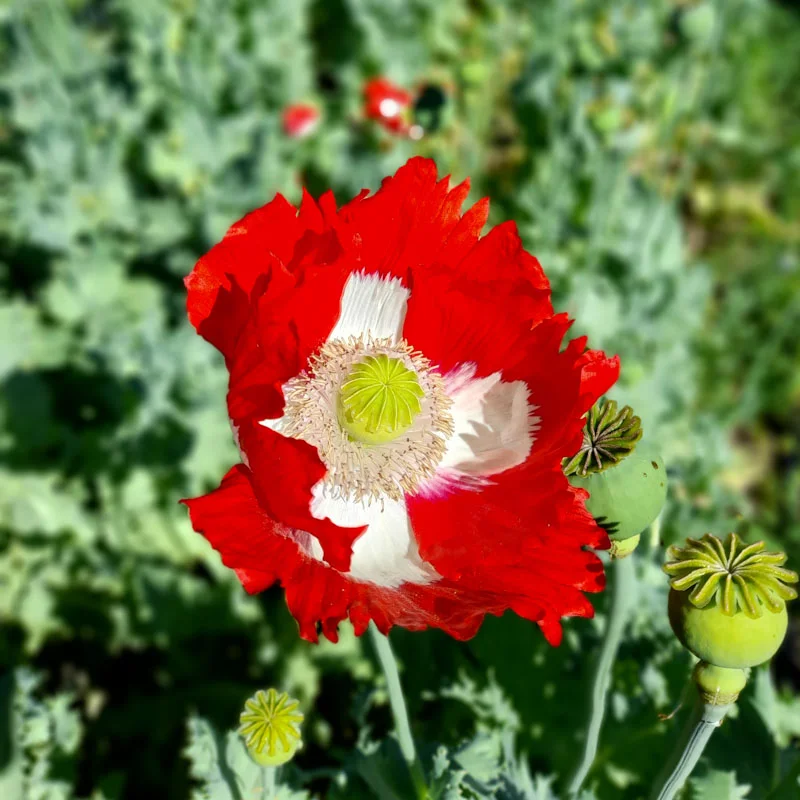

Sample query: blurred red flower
[182,157,619,645]
[282,104,320,139]
[363,77,413,135]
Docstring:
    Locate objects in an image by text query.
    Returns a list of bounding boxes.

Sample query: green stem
[368,623,429,800]
[567,553,636,797]
[649,697,731,800]
[262,765,276,799]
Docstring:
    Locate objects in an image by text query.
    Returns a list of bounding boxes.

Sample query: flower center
[264,336,454,503]
[338,354,424,445]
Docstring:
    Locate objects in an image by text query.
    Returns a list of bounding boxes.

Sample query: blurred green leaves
[1,0,798,797]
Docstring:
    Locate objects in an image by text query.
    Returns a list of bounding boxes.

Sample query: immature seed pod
[238,688,304,766]
[664,533,797,670]
[565,400,667,544]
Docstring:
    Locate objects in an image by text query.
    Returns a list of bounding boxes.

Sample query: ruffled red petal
[329,157,477,281]
[226,260,350,426]
[184,466,552,643]
[407,455,607,645]
[236,420,364,573]
[402,218,555,379]
[185,196,302,349]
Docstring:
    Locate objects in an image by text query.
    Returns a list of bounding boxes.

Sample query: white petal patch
[326,271,409,344]
[439,363,538,478]
[310,483,439,588]
[261,272,410,435]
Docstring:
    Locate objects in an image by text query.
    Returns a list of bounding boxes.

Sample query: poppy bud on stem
[238,688,304,798]
[650,533,797,800]
[565,399,667,546]
[565,400,666,797]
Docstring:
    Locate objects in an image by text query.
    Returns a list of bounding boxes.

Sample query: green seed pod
[665,533,797,670]
[565,400,667,542]
[238,688,304,766]
[337,354,423,445]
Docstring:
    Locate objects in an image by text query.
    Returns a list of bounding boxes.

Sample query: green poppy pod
[664,533,797,670]
[565,400,667,542]
[669,588,788,669]
[238,688,304,767]
[572,444,667,541]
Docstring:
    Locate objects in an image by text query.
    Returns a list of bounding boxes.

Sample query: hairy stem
[368,623,428,799]
[650,698,731,800]
[567,553,636,797]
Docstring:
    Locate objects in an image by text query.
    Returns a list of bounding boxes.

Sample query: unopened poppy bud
[282,104,321,139]
[665,533,797,672]
[238,688,304,766]
[565,399,667,546]
[364,77,413,135]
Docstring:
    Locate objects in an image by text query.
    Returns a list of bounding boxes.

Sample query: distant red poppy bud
[282,104,320,139]
[364,77,413,135]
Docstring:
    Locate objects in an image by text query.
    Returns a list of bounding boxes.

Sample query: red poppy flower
[182,157,619,645]
[364,77,413,135]
[282,104,321,139]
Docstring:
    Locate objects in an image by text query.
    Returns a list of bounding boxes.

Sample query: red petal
[182,464,294,586]
[333,157,472,281]
[183,465,507,643]
[226,261,350,426]
[577,349,621,411]
[236,420,365,573]
[454,221,553,326]
[186,196,301,326]
[403,220,556,378]
[407,462,606,644]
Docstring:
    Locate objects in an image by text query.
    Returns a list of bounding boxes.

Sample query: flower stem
[368,623,429,800]
[567,552,636,797]
[649,697,731,800]
[262,765,276,799]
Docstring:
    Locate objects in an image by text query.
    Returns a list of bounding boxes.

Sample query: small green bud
[238,688,304,766]
[665,533,798,669]
[565,400,667,541]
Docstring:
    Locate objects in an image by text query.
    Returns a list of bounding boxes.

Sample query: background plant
[0,0,798,798]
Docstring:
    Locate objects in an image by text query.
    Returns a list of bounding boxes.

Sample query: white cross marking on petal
[438,363,538,479]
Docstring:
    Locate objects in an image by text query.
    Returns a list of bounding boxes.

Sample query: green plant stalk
[650,697,731,800]
[368,623,429,800]
[262,765,276,799]
[567,553,637,797]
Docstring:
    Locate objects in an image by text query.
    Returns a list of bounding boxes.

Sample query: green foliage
[690,769,751,800]
[0,0,798,797]
[0,670,87,800]
[184,715,309,800]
